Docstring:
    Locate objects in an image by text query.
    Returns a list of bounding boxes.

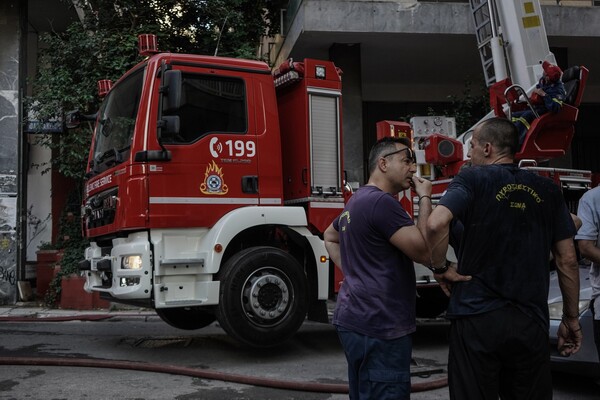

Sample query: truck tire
[155,307,216,330]
[216,246,309,348]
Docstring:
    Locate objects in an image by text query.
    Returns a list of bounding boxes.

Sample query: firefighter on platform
[512,61,566,147]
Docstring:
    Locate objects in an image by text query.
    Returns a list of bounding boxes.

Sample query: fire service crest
[200,160,229,195]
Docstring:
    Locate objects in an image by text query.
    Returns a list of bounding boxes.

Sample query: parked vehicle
[77,37,345,348]
[548,263,600,378]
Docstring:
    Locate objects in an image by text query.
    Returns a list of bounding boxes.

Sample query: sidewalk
[0,302,156,320]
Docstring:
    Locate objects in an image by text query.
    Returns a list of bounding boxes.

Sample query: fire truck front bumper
[79,232,153,300]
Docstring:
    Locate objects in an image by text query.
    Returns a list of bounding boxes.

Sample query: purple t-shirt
[332,185,417,339]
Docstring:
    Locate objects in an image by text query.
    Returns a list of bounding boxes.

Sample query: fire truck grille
[86,187,118,228]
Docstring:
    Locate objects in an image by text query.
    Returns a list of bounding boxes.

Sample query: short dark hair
[367,136,411,175]
[477,117,519,156]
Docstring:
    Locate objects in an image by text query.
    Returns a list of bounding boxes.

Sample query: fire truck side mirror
[64,110,97,130]
[162,70,182,113]
[65,110,81,129]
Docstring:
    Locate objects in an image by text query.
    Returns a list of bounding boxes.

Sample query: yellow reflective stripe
[552,98,563,106]
[512,117,530,129]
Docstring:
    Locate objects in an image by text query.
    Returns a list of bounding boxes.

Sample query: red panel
[375,120,412,140]
[278,80,311,200]
[307,203,344,234]
[515,105,578,161]
[277,59,343,202]
[423,134,463,165]
[489,78,513,118]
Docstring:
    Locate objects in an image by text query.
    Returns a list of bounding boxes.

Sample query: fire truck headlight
[315,65,326,79]
[121,255,143,270]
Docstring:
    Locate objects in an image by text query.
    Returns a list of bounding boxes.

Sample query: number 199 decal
[210,137,256,159]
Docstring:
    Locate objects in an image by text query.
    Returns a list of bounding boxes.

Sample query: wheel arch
[175,206,329,318]
[221,224,323,306]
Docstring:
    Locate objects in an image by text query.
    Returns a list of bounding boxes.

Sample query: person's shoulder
[519,167,554,183]
[550,80,566,92]
[457,164,485,177]
[357,185,382,196]
[462,164,512,178]
[356,185,389,202]
[519,169,565,195]
[581,185,600,201]
[451,165,487,187]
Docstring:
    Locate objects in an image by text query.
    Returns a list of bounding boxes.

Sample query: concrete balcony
[273,0,599,101]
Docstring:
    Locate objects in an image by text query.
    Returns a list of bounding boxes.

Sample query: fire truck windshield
[92,68,144,174]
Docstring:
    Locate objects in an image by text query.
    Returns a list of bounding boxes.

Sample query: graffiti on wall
[0,3,20,303]
[0,91,18,304]
[0,198,16,304]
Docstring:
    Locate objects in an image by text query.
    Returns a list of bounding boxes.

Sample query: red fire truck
[77,36,345,347]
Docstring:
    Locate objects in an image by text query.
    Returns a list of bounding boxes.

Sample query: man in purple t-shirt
[324,136,468,399]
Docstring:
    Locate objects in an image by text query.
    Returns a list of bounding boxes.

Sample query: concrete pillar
[330,43,365,186]
[0,0,22,304]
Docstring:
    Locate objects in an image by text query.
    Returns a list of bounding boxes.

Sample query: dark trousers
[448,305,552,400]
[336,326,412,400]
[512,107,548,147]
[512,110,538,147]
[591,300,600,372]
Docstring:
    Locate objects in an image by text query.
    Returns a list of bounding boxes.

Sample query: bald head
[476,117,519,157]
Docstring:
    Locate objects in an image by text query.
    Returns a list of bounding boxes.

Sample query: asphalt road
[0,311,598,399]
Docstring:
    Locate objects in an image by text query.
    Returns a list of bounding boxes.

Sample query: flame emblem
[200,160,229,195]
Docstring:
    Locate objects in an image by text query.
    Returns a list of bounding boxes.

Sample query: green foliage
[43,243,89,308]
[44,276,60,307]
[37,241,57,251]
[445,79,491,134]
[403,80,490,135]
[44,193,89,307]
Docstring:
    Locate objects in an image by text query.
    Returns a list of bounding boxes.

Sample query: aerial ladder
[409,0,590,204]
[468,0,589,162]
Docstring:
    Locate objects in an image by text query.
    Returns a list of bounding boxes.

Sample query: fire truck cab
[79,40,345,347]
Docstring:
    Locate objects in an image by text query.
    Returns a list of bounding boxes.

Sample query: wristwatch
[428,260,451,274]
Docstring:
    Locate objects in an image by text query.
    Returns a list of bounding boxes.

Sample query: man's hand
[533,88,547,97]
[433,264,471,297]
[412,175,432,199]
[557,316,582,357]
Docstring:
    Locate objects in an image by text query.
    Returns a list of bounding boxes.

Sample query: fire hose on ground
[0,314,449,394]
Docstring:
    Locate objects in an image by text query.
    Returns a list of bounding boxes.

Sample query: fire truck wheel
[155,307,216,330]
[216,246,309,348]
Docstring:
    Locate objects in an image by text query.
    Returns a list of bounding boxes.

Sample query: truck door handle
[242,176,259,194]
